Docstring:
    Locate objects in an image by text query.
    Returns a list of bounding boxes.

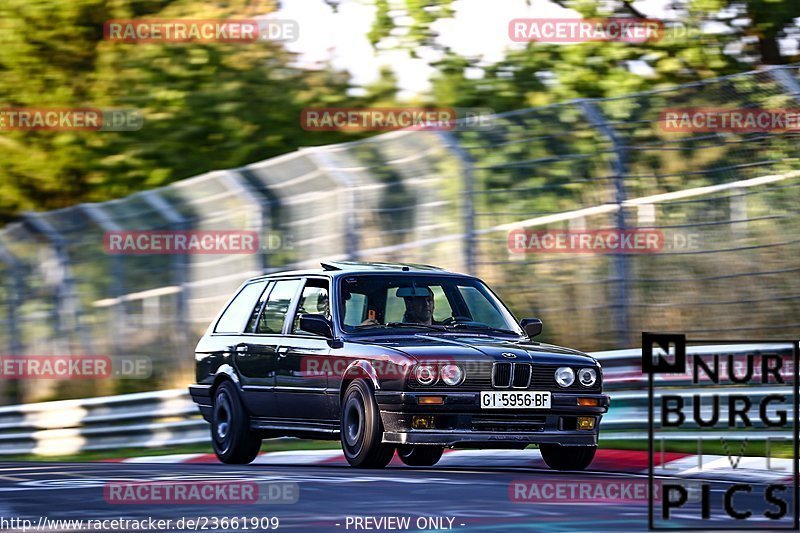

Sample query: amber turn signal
[419,396,444,405]
[577,397,599,407]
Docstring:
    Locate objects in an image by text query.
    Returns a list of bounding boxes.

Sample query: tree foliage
[0,0,366,222]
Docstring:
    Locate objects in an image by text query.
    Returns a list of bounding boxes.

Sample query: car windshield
[338,274,524,336]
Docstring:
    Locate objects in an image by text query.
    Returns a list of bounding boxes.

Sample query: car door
[246,278,303,419]
[214,280,273,416]
[275,277,335,421]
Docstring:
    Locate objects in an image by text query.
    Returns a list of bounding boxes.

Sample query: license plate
[480,391,551,409]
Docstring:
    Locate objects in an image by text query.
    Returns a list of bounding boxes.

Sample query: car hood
[352,333,598,366]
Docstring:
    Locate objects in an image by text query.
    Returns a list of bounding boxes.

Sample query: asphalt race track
[0,460,790,532]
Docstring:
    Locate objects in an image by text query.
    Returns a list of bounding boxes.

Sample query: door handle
[276,346,290,358]
[235,345,248,354]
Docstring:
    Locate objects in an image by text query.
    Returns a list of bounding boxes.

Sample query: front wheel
[539,444,596,471]
[397,445,444,467]
[211,381,262,464]
[340,379,395,468]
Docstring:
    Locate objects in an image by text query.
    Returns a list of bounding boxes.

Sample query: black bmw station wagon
[190,262,609,469]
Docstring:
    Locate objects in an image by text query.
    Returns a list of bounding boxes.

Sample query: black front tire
[397,445,444,467]
[340,379,395,468]
[211,381,262,464]
[539,444,596,471]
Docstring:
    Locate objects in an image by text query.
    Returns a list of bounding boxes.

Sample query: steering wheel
[441,315,472,325]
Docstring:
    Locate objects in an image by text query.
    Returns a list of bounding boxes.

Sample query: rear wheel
[539,444,596,471]
[397,445,444,467]
[212,381,261,464]
[340,379,395,468]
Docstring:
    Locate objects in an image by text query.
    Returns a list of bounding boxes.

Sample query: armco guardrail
[0,389,204,456]
[0,344,793,456]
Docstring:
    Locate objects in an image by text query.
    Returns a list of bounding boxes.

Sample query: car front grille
[491,362,601,392]
[513,364,532,388]
[410,361,601,392]
[491,362,532,388]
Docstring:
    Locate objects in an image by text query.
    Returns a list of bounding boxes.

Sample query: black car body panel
[190,262,609,451]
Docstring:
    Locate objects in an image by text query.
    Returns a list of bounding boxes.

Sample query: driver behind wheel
[401,287,434,325]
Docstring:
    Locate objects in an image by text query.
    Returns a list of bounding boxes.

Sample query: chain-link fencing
[0,65,798,403]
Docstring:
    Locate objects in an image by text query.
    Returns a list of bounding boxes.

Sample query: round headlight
[440,364,464,386]
[578,368,597,387]
[555,367,575,388]
[414,364,438,386]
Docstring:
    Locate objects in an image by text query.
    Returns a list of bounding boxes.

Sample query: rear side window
[215,281,269,333]
[256,279,301,334]
[246,281,274,332]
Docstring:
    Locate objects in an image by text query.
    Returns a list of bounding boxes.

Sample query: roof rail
[319,261,445,272]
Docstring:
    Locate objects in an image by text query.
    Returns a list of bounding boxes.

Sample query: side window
[215,281,269,333]
[256,279,301,334]
[292,279,330,334]
[343,293,367,326]
[245,281,273,332]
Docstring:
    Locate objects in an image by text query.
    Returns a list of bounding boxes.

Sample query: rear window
[215,281,268,333]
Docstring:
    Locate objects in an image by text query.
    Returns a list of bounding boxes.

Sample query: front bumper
[376,391,609,447]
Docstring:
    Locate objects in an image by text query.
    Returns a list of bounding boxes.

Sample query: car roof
[246,261,471,282]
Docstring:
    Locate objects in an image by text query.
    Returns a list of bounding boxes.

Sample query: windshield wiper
[385,322,448,331]
[444,323,520,335]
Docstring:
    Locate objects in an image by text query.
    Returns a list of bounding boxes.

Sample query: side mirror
[520,318,542,338]
[299,314,334,338]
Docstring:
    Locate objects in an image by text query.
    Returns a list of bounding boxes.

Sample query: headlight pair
[555,367,597,387]
[414,363,464,386]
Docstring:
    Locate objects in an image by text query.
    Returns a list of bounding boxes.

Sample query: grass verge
[0,439,340,462]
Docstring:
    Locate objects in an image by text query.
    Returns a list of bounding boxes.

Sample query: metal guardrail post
[79,203,126,356]
[140,191,191,339]
[219,170,268,268]
[233,169,274,272]
[21,212,93,355]
[579,100,631,347]
[0,241,25,403]
[438,131,476,276]
[304,148,360,261]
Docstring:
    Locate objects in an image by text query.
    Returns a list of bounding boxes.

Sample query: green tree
[0,0,388,222]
